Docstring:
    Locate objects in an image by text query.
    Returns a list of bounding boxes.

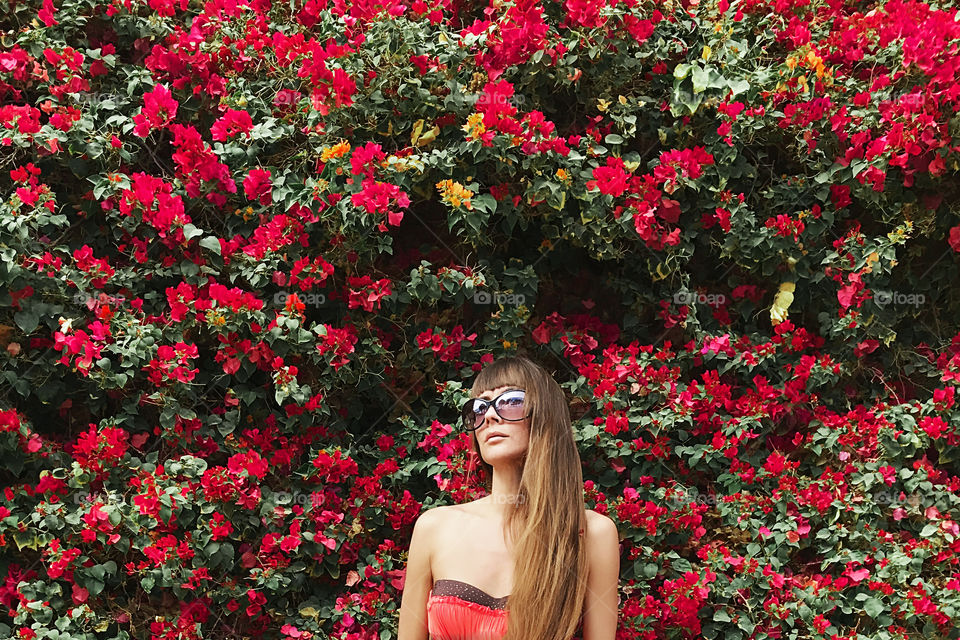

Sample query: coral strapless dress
[427,579,509,640]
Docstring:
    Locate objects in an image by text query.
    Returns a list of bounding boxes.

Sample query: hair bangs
[471,358,532,397]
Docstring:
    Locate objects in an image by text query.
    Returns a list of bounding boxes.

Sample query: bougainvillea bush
[2,0,960,637]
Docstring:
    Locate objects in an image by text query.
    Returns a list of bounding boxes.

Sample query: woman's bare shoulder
[418,501,472,524]
[585,509,617,535]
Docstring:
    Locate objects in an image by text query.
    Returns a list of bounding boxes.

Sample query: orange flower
[320,140,351,162]
[436,180,475,210]
[461,113,485,141]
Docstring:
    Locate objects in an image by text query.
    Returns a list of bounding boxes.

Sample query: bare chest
[430,505,514,597]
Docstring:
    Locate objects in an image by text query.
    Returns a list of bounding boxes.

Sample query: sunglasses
[461,389,529,431]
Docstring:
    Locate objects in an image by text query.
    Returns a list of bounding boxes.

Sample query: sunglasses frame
[461,388,531,431]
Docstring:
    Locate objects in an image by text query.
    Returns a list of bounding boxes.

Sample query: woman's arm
[582,513,621,640]
[397,507,440,640]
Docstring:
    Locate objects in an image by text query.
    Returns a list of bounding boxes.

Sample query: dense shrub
[2,0,960,638]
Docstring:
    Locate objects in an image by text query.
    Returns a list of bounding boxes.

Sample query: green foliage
[1,0,960,638]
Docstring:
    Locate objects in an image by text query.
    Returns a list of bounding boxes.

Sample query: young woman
[397,355,620,640]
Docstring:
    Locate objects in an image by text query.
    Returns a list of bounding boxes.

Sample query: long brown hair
[464,355,588,640]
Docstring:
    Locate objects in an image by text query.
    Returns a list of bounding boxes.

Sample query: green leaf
[183,224,203,240]
[87,578,105,596]
[728,78,750,96]
[864,597,884,618]
[692,65,710,93]
[14,310,39,335]
[473,193,497,214]
[199,236,222,255]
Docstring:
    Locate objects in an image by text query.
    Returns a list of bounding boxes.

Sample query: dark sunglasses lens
[495,392,525,420]
[462,399,486,429]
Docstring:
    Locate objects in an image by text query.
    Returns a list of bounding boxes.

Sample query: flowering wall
[2,0,960,638]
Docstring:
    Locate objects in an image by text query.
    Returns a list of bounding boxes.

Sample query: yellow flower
[320,140,351,162]
[770,282,796,326]
[462,113,486,141]
[436,179,475,210]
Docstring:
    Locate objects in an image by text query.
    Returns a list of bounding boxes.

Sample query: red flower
[211,108,254,142]
[316,324,359,370]
[228,450,269,480]
[346,275,393,312]
[476,79,519,124]
[921,416,948,439]
[949,225,960,253]
[168,124,238,207]
[132,84,179,137]
[350,178,410,227]
[38,0,58,26]
[243,168,273,205]
[830,184,852,208]
[622,15,656,45]
[349,142,386,179]
[586,157,629,197]
[415,326,477,363]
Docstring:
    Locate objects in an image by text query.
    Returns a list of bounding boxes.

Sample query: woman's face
[473,385,530,464]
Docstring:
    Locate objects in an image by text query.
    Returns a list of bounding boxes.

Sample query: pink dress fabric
[427,530,585,639]
[427,580,509,640]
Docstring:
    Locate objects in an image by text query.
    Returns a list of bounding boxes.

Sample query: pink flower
[211,108,254,142]
[346,275,393,312]
[846,567,870,583]
[587,157,630,197]
[38,0,58,26]
[132,85,179,138]
[830,184,852,208]
[921,416,948,439]
[350,178,410,226]
[949,225,960,253]
[812,614,830,633]
[243,168,273,205]
[350,142,386,179]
